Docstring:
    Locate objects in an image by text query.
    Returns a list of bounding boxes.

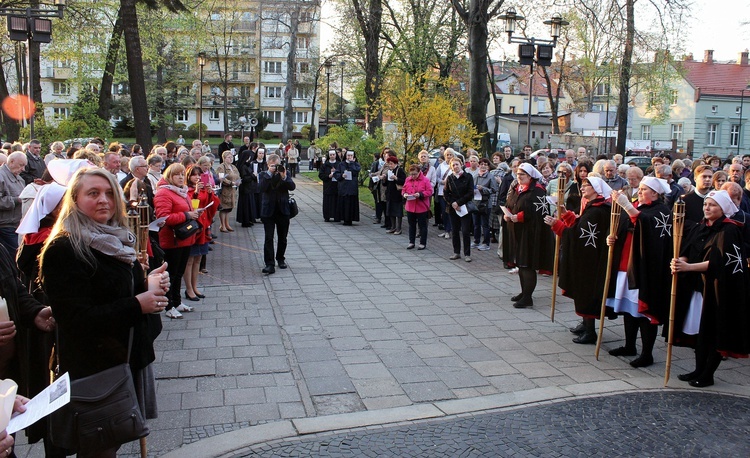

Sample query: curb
[161,377,750,458]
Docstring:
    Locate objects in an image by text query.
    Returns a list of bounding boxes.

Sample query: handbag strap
[54,327,134,378]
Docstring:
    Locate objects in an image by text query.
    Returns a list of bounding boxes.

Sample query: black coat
[319,161,339,196]
[335,160,361,196]
[507,181,554,270]
[259,170,296,217]
[385,166,407,203]
[40,238,161,379]
[558,198,611,317]
[444,172,474,209]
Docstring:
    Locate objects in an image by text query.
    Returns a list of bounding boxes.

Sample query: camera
[276,164,285,173]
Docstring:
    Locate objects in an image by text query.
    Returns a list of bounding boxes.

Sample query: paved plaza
[14,173,750,457]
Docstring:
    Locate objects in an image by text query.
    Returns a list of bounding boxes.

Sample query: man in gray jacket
[0,152,28,254]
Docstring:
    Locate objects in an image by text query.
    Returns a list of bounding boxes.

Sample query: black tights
[518,267,537,300]
[623,315,658,358]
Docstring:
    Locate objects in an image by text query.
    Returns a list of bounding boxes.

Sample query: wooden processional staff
[550,175,567,322]
[664,197,685,386]
[595,198,621,360]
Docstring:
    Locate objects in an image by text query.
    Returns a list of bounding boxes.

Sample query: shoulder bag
[49,328,149,455]
[288,195,299,218]
[174,218,202,239]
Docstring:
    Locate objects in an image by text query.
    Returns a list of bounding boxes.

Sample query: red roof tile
[682,61,750,97]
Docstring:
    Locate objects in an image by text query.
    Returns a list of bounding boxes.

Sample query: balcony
[200,96,255,110]
[44,67,74,79]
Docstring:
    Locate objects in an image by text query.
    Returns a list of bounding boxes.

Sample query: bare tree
[350,0,383,135]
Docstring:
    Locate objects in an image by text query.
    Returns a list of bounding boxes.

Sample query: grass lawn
[298,171,375,209]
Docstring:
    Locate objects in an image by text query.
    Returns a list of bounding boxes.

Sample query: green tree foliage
[317,124,383,178]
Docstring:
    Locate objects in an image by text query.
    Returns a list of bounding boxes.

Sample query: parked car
[429,149,464,163]
[624,156,652,172]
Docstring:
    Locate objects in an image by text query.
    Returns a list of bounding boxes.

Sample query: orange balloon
[1,94,36,121]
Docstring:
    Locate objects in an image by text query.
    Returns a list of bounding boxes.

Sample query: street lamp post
[198,52,206,141]
[738,85,750,157]
[602,60,612,156]
[498,8,569,148]
[324,60,332,135]
[1,0,66,139]
[308,57,334,141]
[340,61,345,125]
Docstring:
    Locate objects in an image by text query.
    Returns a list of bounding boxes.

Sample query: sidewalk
[14,175,750,457]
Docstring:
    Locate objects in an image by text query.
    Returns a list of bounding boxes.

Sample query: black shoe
[513,297,533,308]
[262,265,275,274]
[438,224,445,230]
[572,332,597,344]
[242,223,253,227]
[569,322,586,335]
[629,354,654,368]
[678,371,699,382]
[278,262,287,269]
[609,346,637,357]
[195,292,205,299]
[373,220,381,224]
[381,224,389,228]
[688,378,714,388]
[184,291,200,301]
[511,293,524,302]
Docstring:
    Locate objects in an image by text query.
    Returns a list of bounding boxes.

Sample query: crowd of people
[326,143,750,387]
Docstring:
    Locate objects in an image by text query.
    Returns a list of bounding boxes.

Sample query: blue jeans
[439,196,452,232]
[0,227,18,256]
[472,207,490,245]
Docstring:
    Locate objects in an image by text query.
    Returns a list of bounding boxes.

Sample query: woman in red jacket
[154,163,202,319]
[402,164,433,250]
[183,165,219,302]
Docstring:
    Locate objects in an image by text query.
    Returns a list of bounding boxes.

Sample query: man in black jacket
[259,154,296,274]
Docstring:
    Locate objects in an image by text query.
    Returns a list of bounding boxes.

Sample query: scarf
[161,184,188,199]
[80,219,137,264]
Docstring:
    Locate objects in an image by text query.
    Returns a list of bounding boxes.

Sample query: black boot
[572,318,597,344]
[690,351,722,387]
[513,267,535,308]
[630,320,657,367]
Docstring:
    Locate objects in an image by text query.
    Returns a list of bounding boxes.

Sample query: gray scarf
[80,219,137,264]
[161,184,188,199]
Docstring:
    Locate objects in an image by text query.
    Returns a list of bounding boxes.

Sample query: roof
[681,60,750,98]
[493,66,561,98]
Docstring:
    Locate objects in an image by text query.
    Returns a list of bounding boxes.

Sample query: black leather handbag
[288,196,299,218]
[173,218,202,240]
[49,329,149,455]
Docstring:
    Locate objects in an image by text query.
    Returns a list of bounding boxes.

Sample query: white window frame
[52,107,69,119]
[175,110,189,122]
[711,105,718,113]
[731,124,740,147]
[263,111,282,124]
[209,110,220,121]
[264,86,282,98]
[641,125,651,140]
[293,112,309,123]
[707,123,718,146]
[670,90,678,106]
[52,82,70,96]
[670,123,683,141]
[263,61,282,74]
[293,87,309,99]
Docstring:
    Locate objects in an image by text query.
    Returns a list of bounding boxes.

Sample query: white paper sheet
[456,205,469,217]
[7,373,70,435]
[149,216,168,232]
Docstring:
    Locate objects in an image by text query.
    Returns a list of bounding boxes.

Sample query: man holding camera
[259,154,296,274]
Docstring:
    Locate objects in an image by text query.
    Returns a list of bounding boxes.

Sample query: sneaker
[165,308,183,319]
[393,230,402,235]
[437,232,446,237]
[470,241,478,248]
[443,232,452,239]
[464,256,472,262]
[478,244,490,251]
[509,267,519,274]
[176,303,194,312]
[449,253,460,260]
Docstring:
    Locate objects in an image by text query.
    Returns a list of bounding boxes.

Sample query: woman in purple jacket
[402,164,434,250]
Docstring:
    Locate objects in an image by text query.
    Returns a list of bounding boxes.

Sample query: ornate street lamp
[340,60,346,124]
[324,60,333,135]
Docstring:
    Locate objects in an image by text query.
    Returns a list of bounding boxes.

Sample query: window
[508,83,516,94]
[707,123,718,145]
[670,90,678,106]
[300,11,313,22]
[264,86,282,98]
[595,83,609,96]
[263,61,282,74]
[238,86,252,98]
[53,58,71,68]
[670,123,683,141]
[737,106,742,114]
[297,37,309,49]
[293,87,309,99]
[647,92,657,107]
[641,125,651,140]
[175,110,188,122]
[293,112,309,123]
[508,106,516,114]
[177,85,191,96]
[52,107,69,119]
[263,111,282,124]
[711,105,718,113]
[209,110,220,121]
[531,131,536,139]
[731,124,740,146]
[263,37,284,49]
[53,82,70,96]
[297,62,310,74]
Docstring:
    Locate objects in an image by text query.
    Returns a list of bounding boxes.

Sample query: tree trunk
[466,8,490,154]
[283,8,299,141]
[616,0,634,156]
[97,11,123,122]
[121,0,152,152]
[351,0,382,136]
[0,64,20,142]
[156,61,166,143]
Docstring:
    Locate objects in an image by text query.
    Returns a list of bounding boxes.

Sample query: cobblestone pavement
[13,172,750,457]
[233,391,750,457]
